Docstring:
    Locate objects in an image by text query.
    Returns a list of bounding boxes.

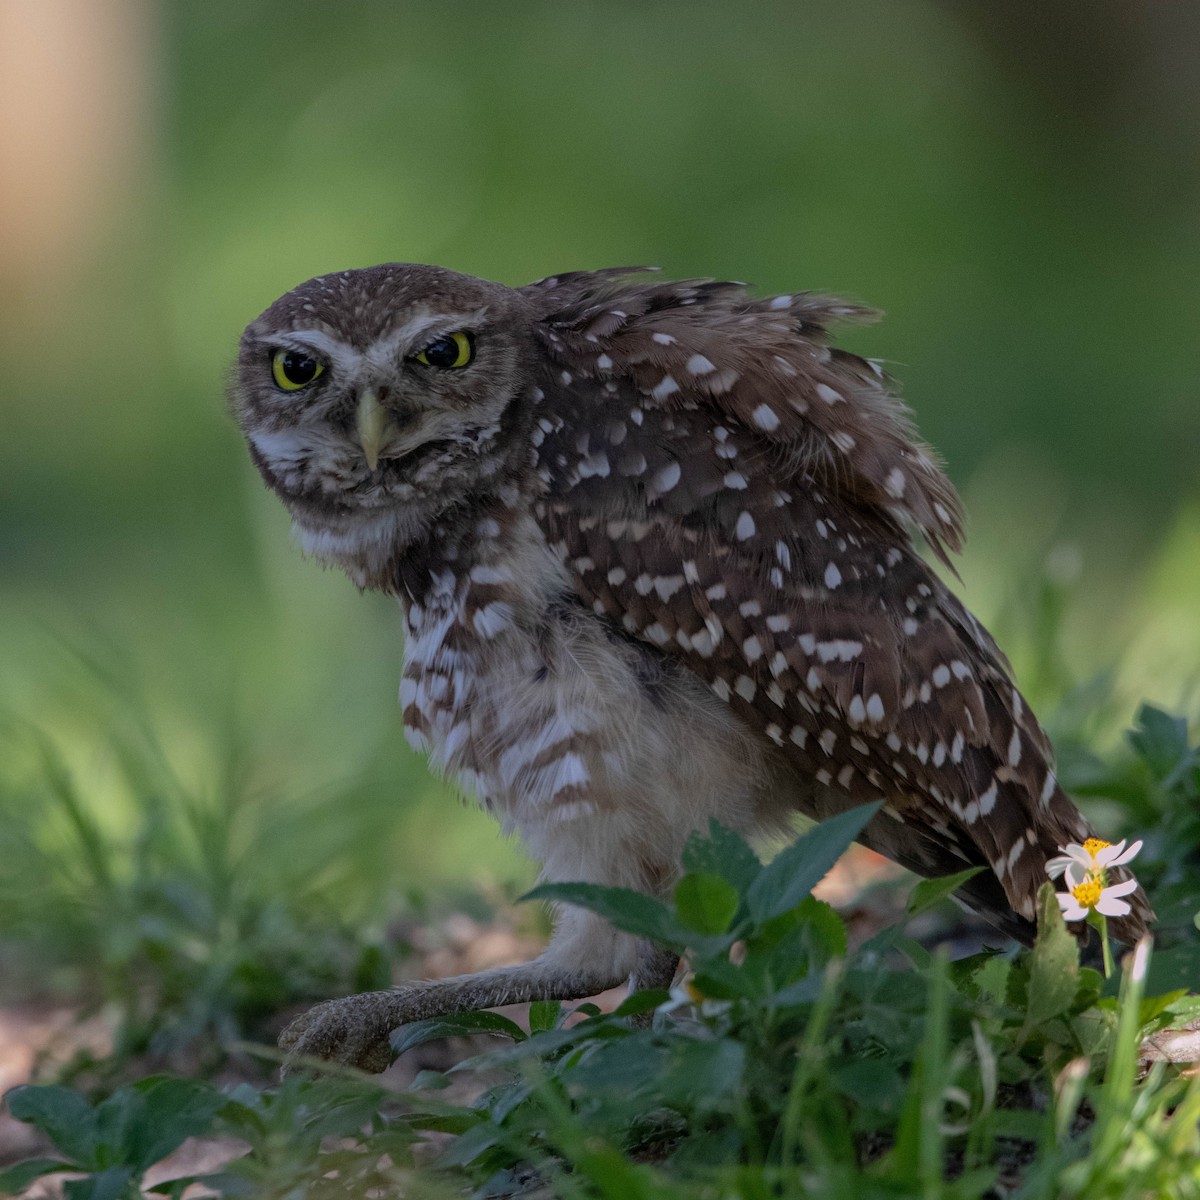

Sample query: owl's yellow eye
[415,331,474,369]
[271,349,325,391]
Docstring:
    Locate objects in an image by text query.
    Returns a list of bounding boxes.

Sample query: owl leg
[629,940,680,993]
[279,907,641,1073]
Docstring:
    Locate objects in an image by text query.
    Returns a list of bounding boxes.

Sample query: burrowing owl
[233,264,1149,1071]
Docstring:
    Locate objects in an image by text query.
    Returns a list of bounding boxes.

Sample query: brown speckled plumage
[232,263,1150,1071]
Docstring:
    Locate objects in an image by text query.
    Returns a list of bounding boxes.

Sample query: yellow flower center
[1082,838,1111,858]
[1071,878,1103,909]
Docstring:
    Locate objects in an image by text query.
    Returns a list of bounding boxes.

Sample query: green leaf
[767,974,828,1006]
[693,957,763,1000]
[1128,704,1190,777]
[659,1038,746,1110]
[92,1085,144,1171]
[795,896,848,965]
[681,820,762,894]
[1022,883,1080,1036]
[951,950,1009,1004]
[147,1182,206,1197]
[6,1085,97,1167]
[566,1032,671,1095]
[0,1159,72,1193]
[906,866,985,919]
[464,1020,627,1069]
[1166,993,1200,1020]
[832,1058,906,1114]
[391,1010,528,1055]
[613,988,670,1016]
[122,1078,224,1172]
[522,882,689,946]
[528,999,562,1033]
[63,1166,137,1200]
[1138,988,1188,1028]
[895,936,934,971]
[675,872,739,934]
[746,803,880,924]
[747,898,847,995]
[434,1119,505,1168]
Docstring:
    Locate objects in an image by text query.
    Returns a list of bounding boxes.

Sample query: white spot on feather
[651,461,681,493]
[473,602,512,638]
[651,375,680,401]
[752,404,780,431]
[1039,771,1057,806]
[816,639,861,663]
[978,781,998,816]
[470,563,513,585]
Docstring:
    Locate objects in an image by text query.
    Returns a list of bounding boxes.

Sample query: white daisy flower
[1046,837,1142,880]
[660,973,730,1019]
[1056,863,1141,922]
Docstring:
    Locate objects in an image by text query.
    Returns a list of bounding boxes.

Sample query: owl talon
[279,992,399,1075]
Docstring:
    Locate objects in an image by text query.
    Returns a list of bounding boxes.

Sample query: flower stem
[1088,911,1114,977]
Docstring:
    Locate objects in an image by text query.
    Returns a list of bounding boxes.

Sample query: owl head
[232,263,535,581]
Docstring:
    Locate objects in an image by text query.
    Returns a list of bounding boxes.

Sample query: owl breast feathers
[234,264,1151,948]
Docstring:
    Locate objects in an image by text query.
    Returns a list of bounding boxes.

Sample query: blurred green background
[0,0,1197,965]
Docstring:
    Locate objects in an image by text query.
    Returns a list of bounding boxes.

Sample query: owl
[233,264,1150,1072]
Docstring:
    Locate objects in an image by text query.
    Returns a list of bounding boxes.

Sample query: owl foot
[279,990,401,1075]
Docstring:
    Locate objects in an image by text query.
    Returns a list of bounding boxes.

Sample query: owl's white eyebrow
[274,329,364,373]
[272,308,489,374]
[364,308,490,367]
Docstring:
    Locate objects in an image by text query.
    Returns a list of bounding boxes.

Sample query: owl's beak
[355,388,396,471]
